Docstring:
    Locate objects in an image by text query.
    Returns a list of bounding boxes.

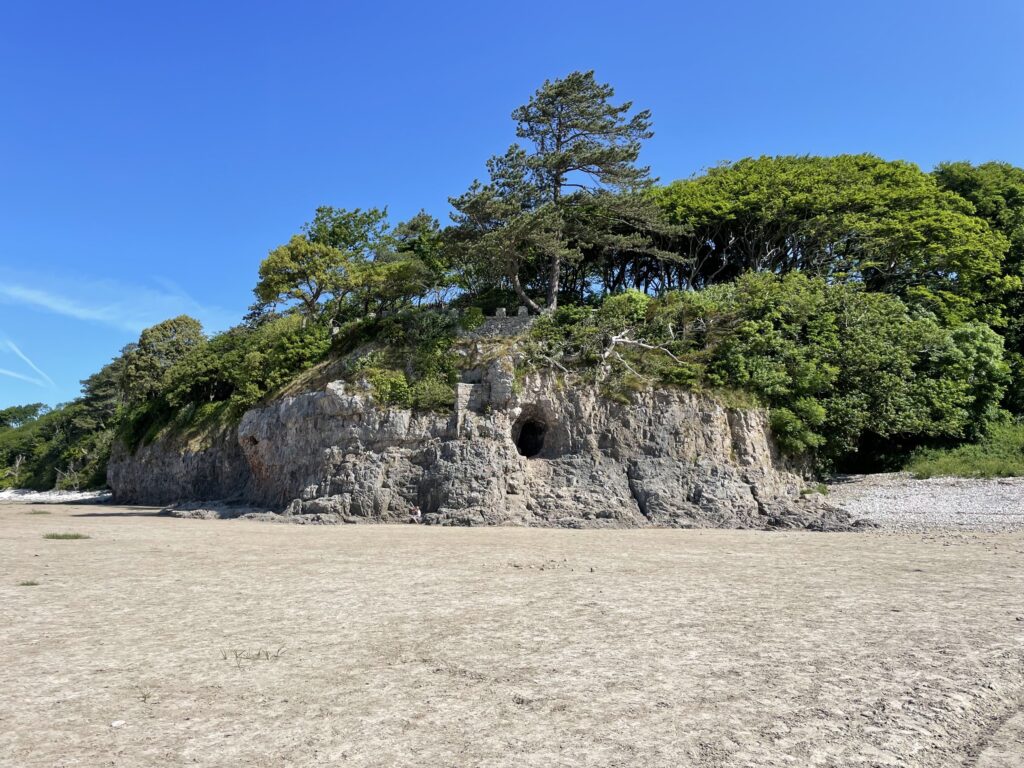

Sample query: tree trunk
[545,172,563,313]
[510,271,542,314]
[545,255,561,313]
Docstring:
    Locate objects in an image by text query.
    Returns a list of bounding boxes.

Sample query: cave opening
[514,418,547,458]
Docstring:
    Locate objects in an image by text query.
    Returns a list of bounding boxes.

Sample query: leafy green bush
[410,376,456,411]
[368,369,411,406]
[163,315,331,412]
[459,306,485,330]
[905,422,1024,478]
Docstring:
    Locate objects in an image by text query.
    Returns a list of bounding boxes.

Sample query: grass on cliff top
[905,422,1024,479]
[42,532,91,540]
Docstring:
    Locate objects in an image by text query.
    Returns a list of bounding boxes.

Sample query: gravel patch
[829,472,1024,532]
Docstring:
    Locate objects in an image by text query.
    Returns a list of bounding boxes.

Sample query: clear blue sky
[1,0,1022,408]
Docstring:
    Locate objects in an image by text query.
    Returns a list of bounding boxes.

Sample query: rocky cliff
[108,360,856,530]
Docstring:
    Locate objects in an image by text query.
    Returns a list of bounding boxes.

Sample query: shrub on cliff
[162,314,331,412]
[527,273,1009,468]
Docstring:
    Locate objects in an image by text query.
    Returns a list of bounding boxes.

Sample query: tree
[346,255,435,314]
[122,316,205,404]
[0,403,47,431]
[255,235,347,319]
[75,353,130,431]
[449,147,561,312]
[161,314,331,412]
[934,161,1024,411]
[393,211,454,302]
[254,207,390,319]
[450,71,655,312]
[652,155,1009,323]
[513,71,653,202]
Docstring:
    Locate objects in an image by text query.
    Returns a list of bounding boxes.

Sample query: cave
[514,417,547,458]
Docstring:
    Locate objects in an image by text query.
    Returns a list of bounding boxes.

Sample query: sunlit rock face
[108,361,855,530]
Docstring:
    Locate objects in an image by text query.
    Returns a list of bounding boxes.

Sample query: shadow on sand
[70,508,166,518]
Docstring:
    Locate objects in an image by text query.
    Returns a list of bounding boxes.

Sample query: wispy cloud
[5,340,55,387]
[0,284,134,330]
[0,367,46,388]
[0,274,235,334]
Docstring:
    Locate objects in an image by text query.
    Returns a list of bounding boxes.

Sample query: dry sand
[2,502,1023,767]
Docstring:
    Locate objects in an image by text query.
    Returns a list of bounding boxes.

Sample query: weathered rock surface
[108,363,858,530]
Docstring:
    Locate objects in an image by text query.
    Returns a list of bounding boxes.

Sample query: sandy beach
[2,499,1023,767]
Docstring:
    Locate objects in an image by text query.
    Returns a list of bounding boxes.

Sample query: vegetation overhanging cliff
[3,71,1024,492]
[106,347,859,530]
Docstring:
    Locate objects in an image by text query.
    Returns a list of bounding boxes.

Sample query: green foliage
[934,161,1024,412]
[255,235,348,317]
[653,155,1009,324]
[165,315,331,411]
[449,71,660,312]
[598,289,651,326]
[254,206,391,318]
[368,369,411,407]
[770,401,826,455]
[527,273,1009,468]
[459,306,485,330]
[121,315,205,406]
[906,421,1024,478]
[0,403,47,430]
[254,206,443,327]
[393,210,455,300]
[0,391,117,491]
[344,307,459,411]
[513,71,653,198]
[699,275,1008,464]
[410,376,455,412]
[42,532,90,540]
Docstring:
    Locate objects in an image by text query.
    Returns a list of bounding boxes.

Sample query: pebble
[828,473,1024,533]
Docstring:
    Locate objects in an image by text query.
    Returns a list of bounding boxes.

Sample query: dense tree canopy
[255,206,444,324]
[121,315,205,405]
[524,273,1009,467]
[933,161,1024,409]
[255,207,391,319]
[0,403,47,431]
[652,155,1011,323]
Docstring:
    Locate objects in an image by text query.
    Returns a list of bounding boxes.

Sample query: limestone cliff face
[107,362,853,529]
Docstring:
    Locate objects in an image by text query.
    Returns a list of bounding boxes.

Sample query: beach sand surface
[2,501,1023,767]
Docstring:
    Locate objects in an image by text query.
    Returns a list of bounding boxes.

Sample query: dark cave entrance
[514,417,547,458]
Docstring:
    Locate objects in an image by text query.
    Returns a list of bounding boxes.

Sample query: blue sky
[1,0,1022,408]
